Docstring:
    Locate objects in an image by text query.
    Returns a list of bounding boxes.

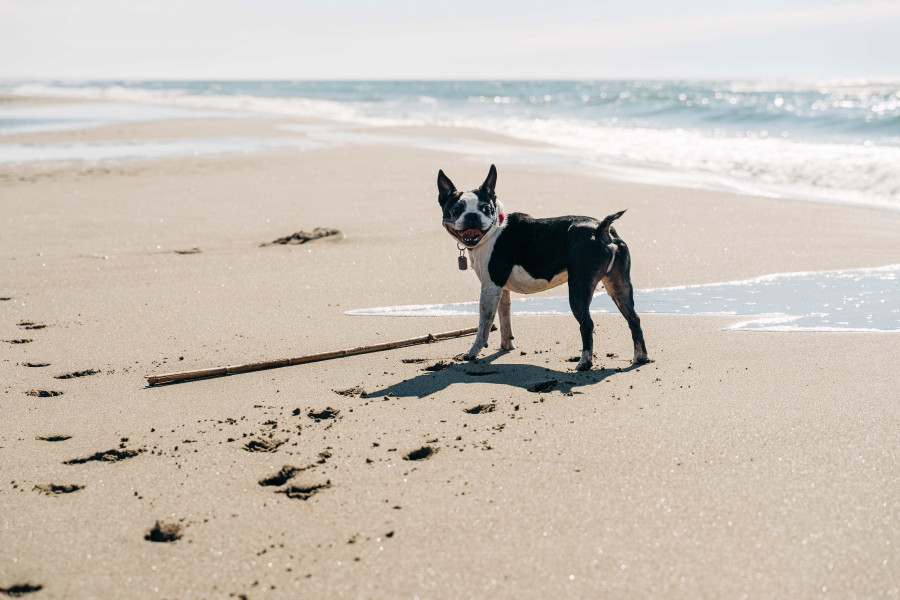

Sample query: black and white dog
[438,164,648,371]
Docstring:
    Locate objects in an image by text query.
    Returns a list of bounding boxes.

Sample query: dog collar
[499,212,505,225]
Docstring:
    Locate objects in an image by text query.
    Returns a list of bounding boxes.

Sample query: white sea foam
[10,83,365,123]
[7,81,900,211]
[0,137,324,164]
[346,265,900,332]
[0,100,238,136]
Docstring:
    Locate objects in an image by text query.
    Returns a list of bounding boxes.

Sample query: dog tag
[458,254,468,270]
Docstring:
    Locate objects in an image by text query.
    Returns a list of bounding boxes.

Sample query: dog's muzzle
[445,224,486,247]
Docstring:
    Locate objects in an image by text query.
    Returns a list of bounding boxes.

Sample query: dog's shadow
[366,351,642,399]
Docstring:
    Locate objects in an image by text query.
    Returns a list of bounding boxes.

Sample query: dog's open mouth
[447,225,486,247]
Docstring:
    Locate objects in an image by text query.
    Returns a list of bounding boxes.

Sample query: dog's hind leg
[601,249,649,364]
[568,274,600,371]
[498,288,515,351]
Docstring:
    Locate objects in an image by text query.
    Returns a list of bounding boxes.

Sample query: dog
[437,164,648,370]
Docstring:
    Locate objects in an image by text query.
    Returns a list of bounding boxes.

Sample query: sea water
[2,80,897,332]
[3,79,899,210]
[345,265,900,332]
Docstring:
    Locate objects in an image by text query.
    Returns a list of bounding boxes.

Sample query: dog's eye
[480,203,494,215]
[450,205,464,217]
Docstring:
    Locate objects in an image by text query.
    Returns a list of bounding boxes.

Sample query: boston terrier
[438,164,649,371]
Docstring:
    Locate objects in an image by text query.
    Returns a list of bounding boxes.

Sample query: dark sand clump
[259,465,302,486]
[262,227,341,246]
[33,483,83,495]
[25,390,63,397]
[465,403,497,414]
[308,407,340,421]
[259,450,332,486]
[4,339,32,344]
[424,361,450,372]
[173,247,202,254]
[64,448,142,465]
[529,379,558,393]
[145,521,183,543]
[17,322,48,330]
[54,369,99,379]
[403,446,436,461]
[0,583,43,596]
[244,438,287,453]
[333,386,366,397]
[277,481,332,501]
[36,435,71,442]
[23,362,50,368]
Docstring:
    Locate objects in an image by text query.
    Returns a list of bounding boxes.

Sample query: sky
[1,0,899,80]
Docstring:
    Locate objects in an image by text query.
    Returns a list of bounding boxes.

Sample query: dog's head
[437,164,503,248]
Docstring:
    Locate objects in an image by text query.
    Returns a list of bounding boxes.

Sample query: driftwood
[146,326,480,386]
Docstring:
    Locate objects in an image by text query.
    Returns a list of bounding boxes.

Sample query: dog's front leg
[498,288,515,351]
[462,285,502,360]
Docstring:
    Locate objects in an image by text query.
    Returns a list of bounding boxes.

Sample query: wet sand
[1,107,899,599]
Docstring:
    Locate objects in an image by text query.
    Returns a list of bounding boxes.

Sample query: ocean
[3,79,900,210]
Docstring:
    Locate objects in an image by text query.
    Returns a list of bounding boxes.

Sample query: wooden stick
[146,326,479,386]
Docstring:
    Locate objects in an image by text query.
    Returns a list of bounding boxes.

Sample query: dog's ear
[437,169,457,204]
[480,164,498,197]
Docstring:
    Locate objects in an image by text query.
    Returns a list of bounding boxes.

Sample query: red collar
[499,212,505,225]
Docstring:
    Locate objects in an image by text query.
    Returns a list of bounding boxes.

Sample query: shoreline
[3,90,898,213]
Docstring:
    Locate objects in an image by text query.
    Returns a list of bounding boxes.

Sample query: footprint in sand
[528,379,558,393]
[333,386,365,397]
[54,369,99,380]
[64,448,142,465]
[262,227,341,247]
[36,435,71,442]
[259,465,303,487]
[258,451,332,486]
[0,583,43,596]
[307,407,340,421]
[423,361,450,372]
[243,438,287,453]
[403,446,436,461]
[277,481,332,500]
[33,483,84,495]
[145,521,183,542]
[25,390,63,397]
[465,403,497,414]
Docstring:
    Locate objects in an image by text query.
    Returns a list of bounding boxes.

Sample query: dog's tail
[598,210,627,274]
[597,209,626,232]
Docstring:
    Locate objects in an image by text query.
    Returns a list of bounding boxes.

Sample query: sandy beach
[2,98,899,599]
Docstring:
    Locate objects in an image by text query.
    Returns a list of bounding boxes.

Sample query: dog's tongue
[462,228,483,240]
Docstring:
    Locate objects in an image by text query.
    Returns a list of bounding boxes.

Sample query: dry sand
[1,109,899,599]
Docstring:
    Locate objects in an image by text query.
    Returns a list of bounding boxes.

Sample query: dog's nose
[462,213,483,229]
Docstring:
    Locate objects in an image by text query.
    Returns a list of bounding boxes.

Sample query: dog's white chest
[504,266,568,294]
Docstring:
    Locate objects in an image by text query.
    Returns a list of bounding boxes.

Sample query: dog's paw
[500,339,516,351]
[575,351,593,371]
[457,349,480,361]
[632,353,650,364]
